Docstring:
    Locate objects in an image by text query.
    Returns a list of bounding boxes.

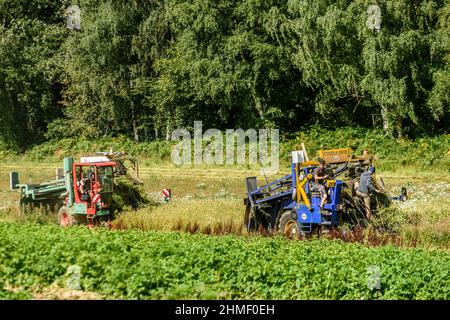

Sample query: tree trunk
[133,119,139,142]
[131,108,139,142]
[252,91,265,121]
[380,105,389,134]
[395,119,403,140]
[165,121,171,141]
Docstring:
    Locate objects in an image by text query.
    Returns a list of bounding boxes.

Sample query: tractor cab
[73,157,115,214]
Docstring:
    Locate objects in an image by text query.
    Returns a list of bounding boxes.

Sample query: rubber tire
[243,203,258,232]
[97,215,112,228]
[278,210,301,239]
[243,202,251,227]
[58,206,74,227]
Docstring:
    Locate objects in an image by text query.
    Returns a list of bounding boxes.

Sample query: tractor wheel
[275,209,287,231]
[243,202,251,227]
[58,206,74,227]
[97,215,113,228]
[243,202,257,232]
[278,211,301,239]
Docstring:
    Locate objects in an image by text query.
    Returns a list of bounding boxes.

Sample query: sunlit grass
[114,198,244,235]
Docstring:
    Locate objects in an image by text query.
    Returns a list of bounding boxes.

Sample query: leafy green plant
[111,177,158,213]
[0,222,448,300]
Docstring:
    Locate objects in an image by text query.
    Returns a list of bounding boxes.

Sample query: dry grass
[392,181,450,249]
[32,284,104,300]
[113,198,245,235]
[3,282,104,300]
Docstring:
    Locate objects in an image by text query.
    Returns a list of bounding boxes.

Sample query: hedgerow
[1,128,449,172]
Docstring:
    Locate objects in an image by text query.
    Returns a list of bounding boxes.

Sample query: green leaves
[1,0,449,146]
[0,17,66,149]
[0,222,449,299]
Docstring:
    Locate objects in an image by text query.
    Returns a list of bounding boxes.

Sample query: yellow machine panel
[318,148,352,164]
[326,180,336,188]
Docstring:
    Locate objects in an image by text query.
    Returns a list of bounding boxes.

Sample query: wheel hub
[61,213,69,226]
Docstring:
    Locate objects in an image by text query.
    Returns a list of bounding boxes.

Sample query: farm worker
[313,158,330,210]
[91,181,101,202]
[93,181,101,193]
[356,166,382,220]
[79,179,86,194]
[79,179,89,201]
[87,169,94,186]
[79,171,91,201]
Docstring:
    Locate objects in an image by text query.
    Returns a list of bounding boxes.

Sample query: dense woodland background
[0,0,449,151]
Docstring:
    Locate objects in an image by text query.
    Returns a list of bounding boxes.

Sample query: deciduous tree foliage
[0,0,448,148]
[0,15,66,148]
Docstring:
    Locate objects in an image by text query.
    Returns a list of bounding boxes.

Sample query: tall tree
[0,18,65,148]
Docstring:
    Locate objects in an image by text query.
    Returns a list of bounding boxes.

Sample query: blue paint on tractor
[244,149,406,234]
[244,160,347,234]
[294,179,343,231]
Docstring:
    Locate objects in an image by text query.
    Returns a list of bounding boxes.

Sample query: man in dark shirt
[313,158,330,209]
[356,166,382,220]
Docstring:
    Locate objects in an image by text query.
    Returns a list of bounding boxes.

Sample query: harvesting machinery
[94,151,143,185]
[244,148,405,238]
[10,156,116,227]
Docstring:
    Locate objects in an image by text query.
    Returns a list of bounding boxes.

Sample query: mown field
[0,158,449,299]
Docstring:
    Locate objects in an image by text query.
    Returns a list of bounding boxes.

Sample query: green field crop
[0,222,448,300]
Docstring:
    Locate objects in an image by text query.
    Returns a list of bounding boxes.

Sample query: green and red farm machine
[9,153,140,227]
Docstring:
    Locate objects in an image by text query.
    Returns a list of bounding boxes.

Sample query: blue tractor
[243,148,401,237]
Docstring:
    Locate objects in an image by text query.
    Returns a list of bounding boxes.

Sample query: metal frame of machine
[244,148,377,236]
[10,157,116,227]
[69,158,116,224]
